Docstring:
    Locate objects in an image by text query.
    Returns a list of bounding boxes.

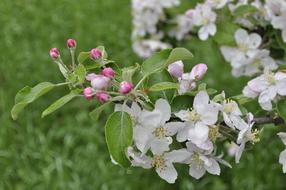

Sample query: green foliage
[105,111,133,168]
[233,5,258,17]
[89,102,113,121]
[277,99,286,123]
[121,63,140,82]
[77,51,90,64]
[141,48,193,76]
[11,82,55,120]
[41,90,81,118]
[149,82,178,92]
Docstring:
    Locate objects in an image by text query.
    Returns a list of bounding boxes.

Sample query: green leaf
[97,46,108,59]
[11,82,55,120]
[77,52,90,64]
[74,64,86,84]
[141,49,171,75]
[105,111,133,168]
[233,5,258,17]
[147,70,176,103]
[41,90,81,118]
[171,95,193,112]
[231,94,254,105]
[121,63,140,82]
[141,48,193,77]
[277,99,286,122]
[214,21,239,46]
[165,47,193,66]
[149,82,178,92]
[89,102,112,121]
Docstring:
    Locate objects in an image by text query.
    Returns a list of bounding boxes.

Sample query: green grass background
[0,0,286,189]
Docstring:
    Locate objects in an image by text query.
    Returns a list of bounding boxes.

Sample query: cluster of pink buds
[83,67,134,102]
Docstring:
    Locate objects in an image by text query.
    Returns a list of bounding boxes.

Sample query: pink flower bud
[83,87,94,100]
[119,81,133,94]
[96,91,109,103]
[90,48,102,60]
[185,9,194,17]
[102,67,115,78]
[91,75,110,90]
[85,73,97,81]
[50,48,60,59]
[67,39,76,49]
[190,63,208,80]
[167,61,184,78]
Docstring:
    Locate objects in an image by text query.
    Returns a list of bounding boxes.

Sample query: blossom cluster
[132,0,180,58]
[115,89,256,183]
[220,28,278,77]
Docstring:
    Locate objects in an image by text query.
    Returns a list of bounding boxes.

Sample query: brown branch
[253,116,284,125]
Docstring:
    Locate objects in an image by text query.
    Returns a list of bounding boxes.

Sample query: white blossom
[132,39,171,58]
[219,92,246,130]
[133,99,184,154]
[183,142,221,179]
[169,14,194,41]
[265,0,286,42]
[221,29,277,77]
[128,147,190,183]
[243,71,286,110]
[175,91,219,150]
[235,113,259,163]
[192,3,217,40]
[278,132,286,173]
[207,0,230,9]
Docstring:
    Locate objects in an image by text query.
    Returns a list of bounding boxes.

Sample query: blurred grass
[0,0,286,189]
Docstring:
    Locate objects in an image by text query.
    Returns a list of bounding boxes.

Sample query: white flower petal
[235,142,245,163]
[139,110,162,128]
[205,158,221,175]
[278,132,286,145]
[175,110,190,121]
[189,163,206,179]
[155,99,171,124]
[279,149,286,173]
[176,123,194,142]
[134,126,152,153]
[277,79,286,96]
[164,122,185,136]
[164,148,191,163]
[156,163,178,184]
[194,91,209,112]
[188,123,209,145]
[150,137,172,155]
[128,147,152,169]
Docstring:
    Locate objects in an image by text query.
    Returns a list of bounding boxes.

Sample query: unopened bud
[102,67,115,78]
[190,63,208,80]
[91,75,110,90]
[83,87,94,100]
[90,48,102,60]
[67,39,76,49]
[119,81,133,94]
[50,48,60,59]
[96,91,109,103]
[167,60,184,78]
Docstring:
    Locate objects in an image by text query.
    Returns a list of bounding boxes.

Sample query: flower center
[208,125,219,141]
[152,155,166,170]
[188,110,201,122]
[153,127,166,138]
[223,101,235,113]
[265,73,276,85]
[190,153,204,169]
[246,129,260,144]
[238,44,248,53]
